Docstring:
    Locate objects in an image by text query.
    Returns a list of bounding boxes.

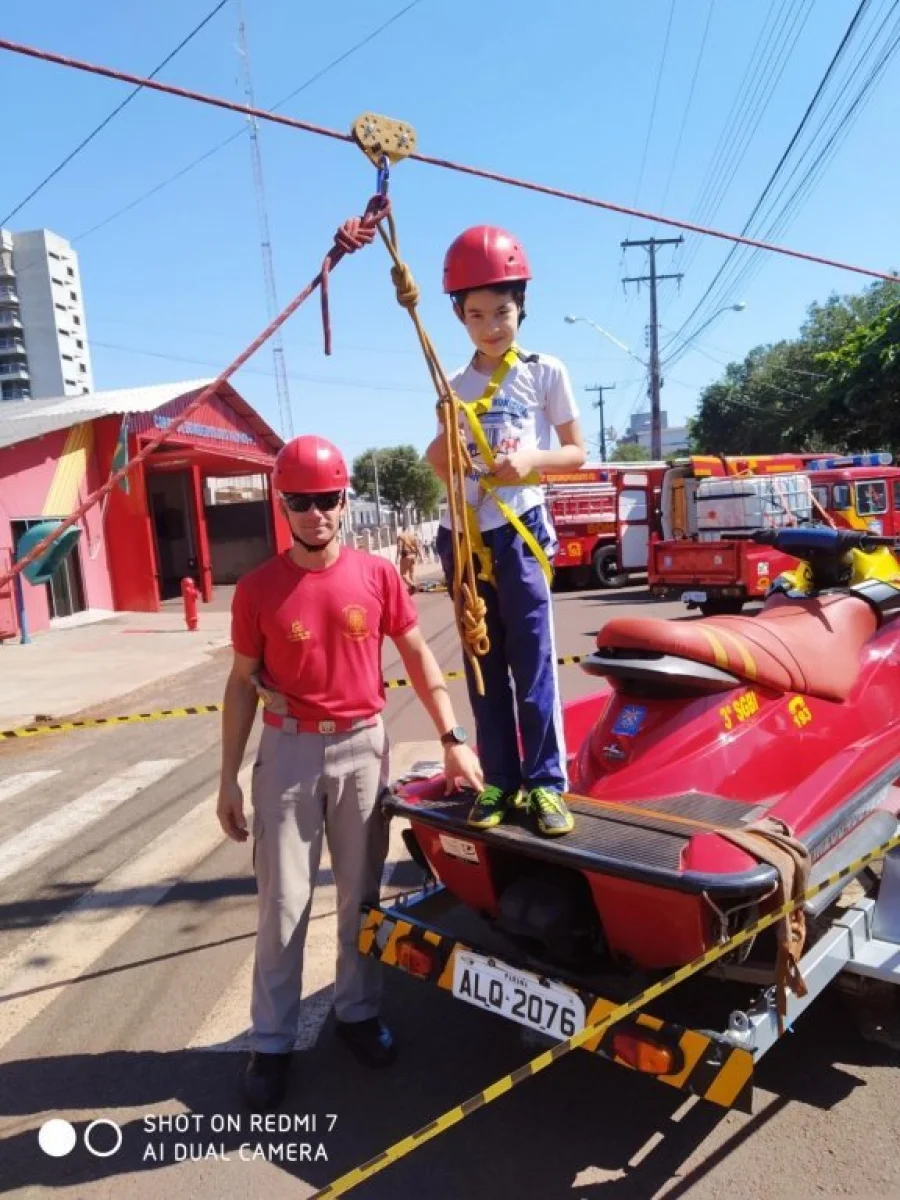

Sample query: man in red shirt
[218,435,482,1113]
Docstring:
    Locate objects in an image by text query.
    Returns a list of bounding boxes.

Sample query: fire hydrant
[181,576,199,632]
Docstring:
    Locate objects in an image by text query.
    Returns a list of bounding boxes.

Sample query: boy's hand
[491,448,537,484]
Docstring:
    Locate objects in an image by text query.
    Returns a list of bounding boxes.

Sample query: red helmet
[273,435,348,493]
[443,225,532,294]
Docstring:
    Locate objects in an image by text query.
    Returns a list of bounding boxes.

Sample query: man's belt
[262,712,379,735]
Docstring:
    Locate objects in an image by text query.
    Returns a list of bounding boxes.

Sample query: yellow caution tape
[311,830,900,1198]
[0,705,224,740]
[0,657,588,738]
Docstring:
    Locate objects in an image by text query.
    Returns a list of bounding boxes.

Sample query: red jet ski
[387,527,900,972]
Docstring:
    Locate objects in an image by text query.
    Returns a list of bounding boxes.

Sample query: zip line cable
[75,0,426,242]
[1,0,231,225]
[0,189,393,592]
[0,36,896,285]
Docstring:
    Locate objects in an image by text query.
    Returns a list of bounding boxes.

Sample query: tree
[687,278,900,455]
[609,441,650,462]
[813,299,900,452]
[351,445,442,519]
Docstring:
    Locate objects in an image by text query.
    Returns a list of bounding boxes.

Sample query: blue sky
[2,0,898,465]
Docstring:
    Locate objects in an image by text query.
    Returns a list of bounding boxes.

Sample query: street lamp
[662,302,746,359]
[564,314,647,367]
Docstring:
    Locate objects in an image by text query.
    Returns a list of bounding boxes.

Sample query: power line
[674,0,816,286]
[75,0,426,242]
[623,0,677,242]
[672,0,802,278]
[687,2,900,327]
[664,0,896,363]
[656,0,715,222]
[1,0,230,225]
[666,0,876,349]
[1,33,898,283]
[90,338,433,394]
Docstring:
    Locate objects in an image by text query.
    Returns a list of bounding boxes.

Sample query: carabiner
[376,154,390,197]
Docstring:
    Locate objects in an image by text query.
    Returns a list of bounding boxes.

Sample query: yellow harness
[456,346,554,586]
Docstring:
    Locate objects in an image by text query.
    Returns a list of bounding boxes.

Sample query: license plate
[451,950,585,1040]
[682,590,707,604]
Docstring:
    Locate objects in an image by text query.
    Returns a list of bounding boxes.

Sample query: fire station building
[0,380,291,640]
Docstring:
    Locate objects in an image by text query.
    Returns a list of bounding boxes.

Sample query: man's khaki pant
[250,719,390,1053]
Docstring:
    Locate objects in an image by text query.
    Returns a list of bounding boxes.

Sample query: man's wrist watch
[440,725,468,747]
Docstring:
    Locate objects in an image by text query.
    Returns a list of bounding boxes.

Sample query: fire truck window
[811,486,829,511]
[832,485,851,509]
[855,481,887,516]
[894,480,900,511]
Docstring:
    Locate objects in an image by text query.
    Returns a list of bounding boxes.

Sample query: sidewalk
[0,603,232,730]
[0,563,446,731]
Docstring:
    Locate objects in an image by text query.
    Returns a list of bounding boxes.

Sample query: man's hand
[491,448,537,484]
[443,744,484,795]
[217,777,249,843]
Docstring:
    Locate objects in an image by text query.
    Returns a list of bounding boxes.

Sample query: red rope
[1,36,897,284]
[0,197,390,592]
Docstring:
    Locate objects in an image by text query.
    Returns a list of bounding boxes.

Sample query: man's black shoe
[242,1051,291,1112]
[334,1017,397,1068]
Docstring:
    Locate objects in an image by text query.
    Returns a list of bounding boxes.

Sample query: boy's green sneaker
[527,788,575,837]
[467,785,521,830]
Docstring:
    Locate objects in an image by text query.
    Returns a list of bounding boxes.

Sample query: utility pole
[585,383,615,462]
[622,237,683,459]
[237,3,294,438]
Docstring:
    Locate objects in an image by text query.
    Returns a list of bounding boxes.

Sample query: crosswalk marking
[0,770,60,808]
[0,741,437,1057]
[187,744,433,1054]
[0,768,247,1054]
[0,759,181,885]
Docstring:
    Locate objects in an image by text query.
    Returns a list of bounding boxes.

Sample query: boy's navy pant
[437,505,567,794]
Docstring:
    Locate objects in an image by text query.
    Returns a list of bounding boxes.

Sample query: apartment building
[0,228,94,403]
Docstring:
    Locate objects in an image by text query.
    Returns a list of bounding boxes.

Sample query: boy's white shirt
[438,350,580,533]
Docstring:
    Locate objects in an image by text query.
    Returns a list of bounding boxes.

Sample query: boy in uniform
[426,226,586,837]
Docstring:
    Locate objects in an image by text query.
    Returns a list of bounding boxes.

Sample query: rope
[374,205,489,692]
[0,193,389,592]
[2,35,899,283]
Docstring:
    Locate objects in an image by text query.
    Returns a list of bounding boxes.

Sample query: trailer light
[612,1030,680,1076]
[396,937,437,980]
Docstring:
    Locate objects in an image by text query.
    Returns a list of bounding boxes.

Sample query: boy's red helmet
[443,226,532,294]
[273,435,348,492]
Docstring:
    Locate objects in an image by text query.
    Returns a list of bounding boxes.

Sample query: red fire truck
[646,453,898,615]
[542,462,666,589]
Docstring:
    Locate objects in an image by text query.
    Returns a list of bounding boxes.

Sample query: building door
[147,471,198,599]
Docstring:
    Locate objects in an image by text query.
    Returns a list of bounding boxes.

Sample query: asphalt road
[1,584,899,1200]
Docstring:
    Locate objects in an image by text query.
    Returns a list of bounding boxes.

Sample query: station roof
[0,380,283,454]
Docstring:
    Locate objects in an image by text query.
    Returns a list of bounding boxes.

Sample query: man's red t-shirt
[231,548,418,722]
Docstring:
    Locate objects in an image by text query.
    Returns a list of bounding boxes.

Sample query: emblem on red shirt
[288,620,311,642]
[342,604,370,641]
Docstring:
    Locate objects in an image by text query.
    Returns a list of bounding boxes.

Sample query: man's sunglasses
[281,490,344,513]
